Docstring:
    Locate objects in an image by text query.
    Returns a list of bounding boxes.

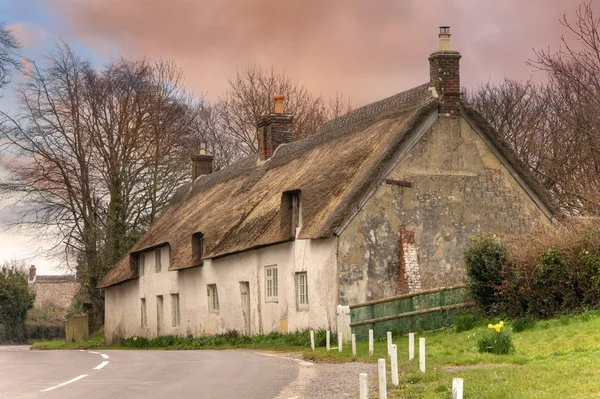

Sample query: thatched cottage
[100,27,554,344]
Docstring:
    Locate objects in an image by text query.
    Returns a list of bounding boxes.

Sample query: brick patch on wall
[400,230,422,294]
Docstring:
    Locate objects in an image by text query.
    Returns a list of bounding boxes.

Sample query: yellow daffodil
[487,321,504,333]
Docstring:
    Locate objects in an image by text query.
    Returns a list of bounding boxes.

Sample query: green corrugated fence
[350,285,476,340]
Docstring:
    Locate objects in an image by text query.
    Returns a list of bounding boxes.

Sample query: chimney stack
[28,265,36,283]
[191,143,214,181]
[429,26,461,116]
[257,95,294,161]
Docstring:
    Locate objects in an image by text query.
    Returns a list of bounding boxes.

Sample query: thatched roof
[100,84,556,288]
[33,275,77,284]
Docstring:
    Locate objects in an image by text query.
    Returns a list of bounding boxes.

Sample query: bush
[501,220,600,318]
[464,235,507,315]
[453,314,478,333]
[512,316,536,333]
[477,323,514,355]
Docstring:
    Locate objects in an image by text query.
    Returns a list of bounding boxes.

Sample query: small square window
[296,272,308,309]
[207,284,219,313]
[171,294,180,327]
[265,265,278,302]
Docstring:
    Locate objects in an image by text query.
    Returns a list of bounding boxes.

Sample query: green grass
[306,310,600,398]
[32,328,108,350]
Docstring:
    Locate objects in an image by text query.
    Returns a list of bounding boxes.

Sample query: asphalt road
[0,346,299,399]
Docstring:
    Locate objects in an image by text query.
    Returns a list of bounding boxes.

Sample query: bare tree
[0,23,21,92]
[0,44,200,326]
[215,65,352,159]
[469,1,600,215]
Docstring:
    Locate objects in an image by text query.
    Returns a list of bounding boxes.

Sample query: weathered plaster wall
[338,116,551,305]
[104,238,338,344]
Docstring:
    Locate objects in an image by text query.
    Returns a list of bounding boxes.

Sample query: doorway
[239,282,251,335]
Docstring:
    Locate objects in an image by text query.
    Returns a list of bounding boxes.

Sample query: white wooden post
[336,305,352,343]
[408,332,415,363]
[352,333,357,357]
[452,378,464,399]
[359,373,368,399]
[310,330,315,351]
[386,331,392,356]
[338,332,343,352]
[419,337,426,373]
[378,358,387,399]
[391,344,399,386]
[368,329,374,356]
[326,330,330,351]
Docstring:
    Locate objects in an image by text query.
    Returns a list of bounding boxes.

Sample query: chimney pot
[29,265,36,282]
[273,95,284,114]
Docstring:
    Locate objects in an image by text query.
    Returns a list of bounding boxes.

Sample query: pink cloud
[49,0,593,105]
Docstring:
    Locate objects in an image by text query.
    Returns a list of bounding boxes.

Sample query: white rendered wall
[104,237,338,343]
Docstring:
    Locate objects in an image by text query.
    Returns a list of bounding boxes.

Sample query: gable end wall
[337,116,551,305]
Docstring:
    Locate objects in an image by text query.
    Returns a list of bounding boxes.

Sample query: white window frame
[171,294,180,327]
[265,265,278,303]
[207,284,219,313]
[155,248,162,273]
[140,298,147,327]
[296,272,308,309]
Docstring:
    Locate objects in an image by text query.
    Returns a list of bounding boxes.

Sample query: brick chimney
[191,143,214,181]
[28,265,36,283]
[429,26,462,116]
[257,95,294,161]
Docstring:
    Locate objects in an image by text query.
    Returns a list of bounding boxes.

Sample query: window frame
[265,265,279,303]
[171,293,180,327]
[155,248,162,273]
[295,272,308,309]
[207,284,220,313]
[140,298,147,327]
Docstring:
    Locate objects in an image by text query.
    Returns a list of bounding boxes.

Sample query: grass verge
[306,310,600,398]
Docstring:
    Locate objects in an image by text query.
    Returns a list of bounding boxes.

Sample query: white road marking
[101,354,109,359]
[89,351,100,355]
[94,361,109,370]
[41,374,88,392]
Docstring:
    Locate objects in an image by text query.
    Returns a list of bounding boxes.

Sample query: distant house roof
[100,83,556,288]
[33,275,77,284]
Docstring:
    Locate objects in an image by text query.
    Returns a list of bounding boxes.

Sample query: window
[155,248,162,273]
[140,298,147,327]
[207,284,219,312]
[265,265,278,302]
[139,253,145,276]
[171,294,180,327]
[192,232,204,266]
[296,272,308,308]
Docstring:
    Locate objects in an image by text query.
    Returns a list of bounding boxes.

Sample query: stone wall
[337,116,552,305]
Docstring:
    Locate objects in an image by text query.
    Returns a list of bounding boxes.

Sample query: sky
[0,0,591,274]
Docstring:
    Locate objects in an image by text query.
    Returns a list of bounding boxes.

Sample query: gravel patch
[264,352,378,399]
